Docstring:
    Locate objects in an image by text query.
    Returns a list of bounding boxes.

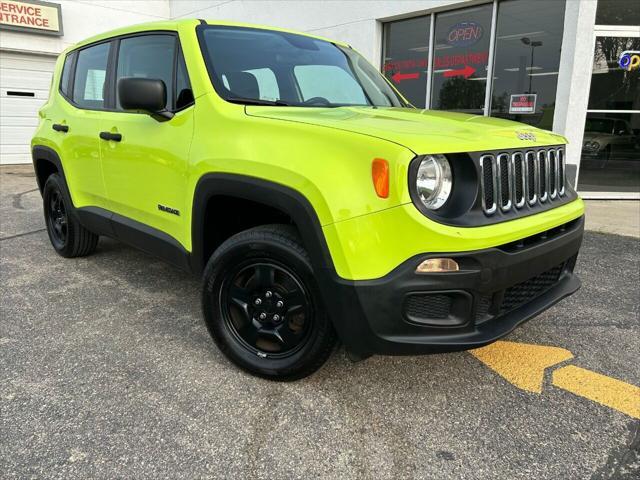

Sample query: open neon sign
[618,50,640,71]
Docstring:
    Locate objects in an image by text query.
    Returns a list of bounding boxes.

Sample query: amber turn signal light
[416,258,460,273]
[372,158,389,198]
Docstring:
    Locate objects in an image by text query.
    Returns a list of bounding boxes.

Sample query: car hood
[245,106,567,154]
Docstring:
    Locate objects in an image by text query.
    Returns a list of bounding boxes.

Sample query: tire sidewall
[202,231,334,379]
[43,174,74,256]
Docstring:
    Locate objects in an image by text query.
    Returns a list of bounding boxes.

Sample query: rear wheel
[43,174,98,257]
[201,225,336,380]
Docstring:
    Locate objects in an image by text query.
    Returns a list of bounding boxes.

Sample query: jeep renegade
[31,20,585,380]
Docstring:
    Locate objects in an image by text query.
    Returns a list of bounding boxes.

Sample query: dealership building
[1,0,638,198]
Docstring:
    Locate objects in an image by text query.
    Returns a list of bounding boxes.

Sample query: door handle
[99,131,122,142]
[52,123,69,133]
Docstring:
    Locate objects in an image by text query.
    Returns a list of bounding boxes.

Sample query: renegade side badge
[158,204,180,216]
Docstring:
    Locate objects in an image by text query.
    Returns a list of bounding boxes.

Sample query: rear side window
[116,34,176,110]
[72,42,110,109]
[59,52,75,99]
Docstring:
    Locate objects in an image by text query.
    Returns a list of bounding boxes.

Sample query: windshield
[198,25,408,108]
[585,119,614,134]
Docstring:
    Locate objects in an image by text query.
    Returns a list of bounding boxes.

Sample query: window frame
[60,30,194,114]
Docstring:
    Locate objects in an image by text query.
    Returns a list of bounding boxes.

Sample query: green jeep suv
[31,19,585,380]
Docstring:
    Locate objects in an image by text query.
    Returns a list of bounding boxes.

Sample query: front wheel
[201,225,336,380]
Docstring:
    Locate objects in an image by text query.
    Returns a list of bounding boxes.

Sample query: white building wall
[0,0,170,56]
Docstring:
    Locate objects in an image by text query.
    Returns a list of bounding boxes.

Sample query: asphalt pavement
[1,165,638,479]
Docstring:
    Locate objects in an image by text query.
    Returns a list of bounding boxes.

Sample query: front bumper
[325,215,584,357]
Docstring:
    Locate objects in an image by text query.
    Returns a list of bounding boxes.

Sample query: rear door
[59,41,112,207]
[98,32,195,247]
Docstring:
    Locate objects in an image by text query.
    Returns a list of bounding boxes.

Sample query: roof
[66,18,348,53]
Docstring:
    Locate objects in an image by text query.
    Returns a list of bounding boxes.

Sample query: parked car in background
[582,117,639,164]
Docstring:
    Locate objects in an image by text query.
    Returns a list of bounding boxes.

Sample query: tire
[43,173,99,258]
[201,224,337,380]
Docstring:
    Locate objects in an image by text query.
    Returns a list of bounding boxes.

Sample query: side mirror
[118,77,174,120]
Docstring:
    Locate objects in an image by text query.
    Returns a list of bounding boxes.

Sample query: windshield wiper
[226,97,292,106]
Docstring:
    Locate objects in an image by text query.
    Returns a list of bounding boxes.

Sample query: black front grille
[479,146,565,216]
[405,294,452,320]
[500,263,565,314]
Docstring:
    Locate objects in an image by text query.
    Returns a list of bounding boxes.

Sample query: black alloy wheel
[222,261,313,358]
[202,224,336,380]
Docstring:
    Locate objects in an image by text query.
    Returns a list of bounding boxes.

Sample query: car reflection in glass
[582,117,639,167]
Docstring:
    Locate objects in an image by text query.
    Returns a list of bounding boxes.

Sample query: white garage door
[0,51,57,165]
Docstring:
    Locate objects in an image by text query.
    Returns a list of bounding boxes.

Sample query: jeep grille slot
[558,149,565,196]
[538,150,548,202]
[512,153,525,208]
[497,153,512,211]
[480,155,497,215]
[479,146,565,216]
[548,150,557,199]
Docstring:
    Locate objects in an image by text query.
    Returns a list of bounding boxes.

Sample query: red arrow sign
[443,65,476,79]
[391,72,420,84]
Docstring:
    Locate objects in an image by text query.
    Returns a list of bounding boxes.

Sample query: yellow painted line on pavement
[471,340,640,418]
[470,340,573,393]
[552,365,640,419]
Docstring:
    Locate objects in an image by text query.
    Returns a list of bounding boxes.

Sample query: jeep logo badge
[517,132,537,141]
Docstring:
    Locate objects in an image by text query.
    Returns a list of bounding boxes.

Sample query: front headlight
[591,141,600,151]
[416,154,453,210]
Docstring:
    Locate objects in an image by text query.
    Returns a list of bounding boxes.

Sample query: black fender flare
[32,145,66,194]
[31,145,80,224]
[190,173,374,354]
[190,173,335,276]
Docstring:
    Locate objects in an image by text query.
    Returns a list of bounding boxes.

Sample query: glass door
[577,28,640,197]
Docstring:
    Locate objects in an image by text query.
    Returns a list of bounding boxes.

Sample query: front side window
[116,34,176,110]
[175,50,194,110]
[199,26,406,107]
[72,42,110,109]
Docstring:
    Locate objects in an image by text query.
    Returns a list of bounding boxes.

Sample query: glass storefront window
[430,4,492,114]
[579,36,640,193]
[578,112,640,193]
[588,37,640,111]
[490,0,565,130]
[382,16,430,108]
[595,0,640,27]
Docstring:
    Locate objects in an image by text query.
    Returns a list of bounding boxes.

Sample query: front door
[99,33,195,247]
